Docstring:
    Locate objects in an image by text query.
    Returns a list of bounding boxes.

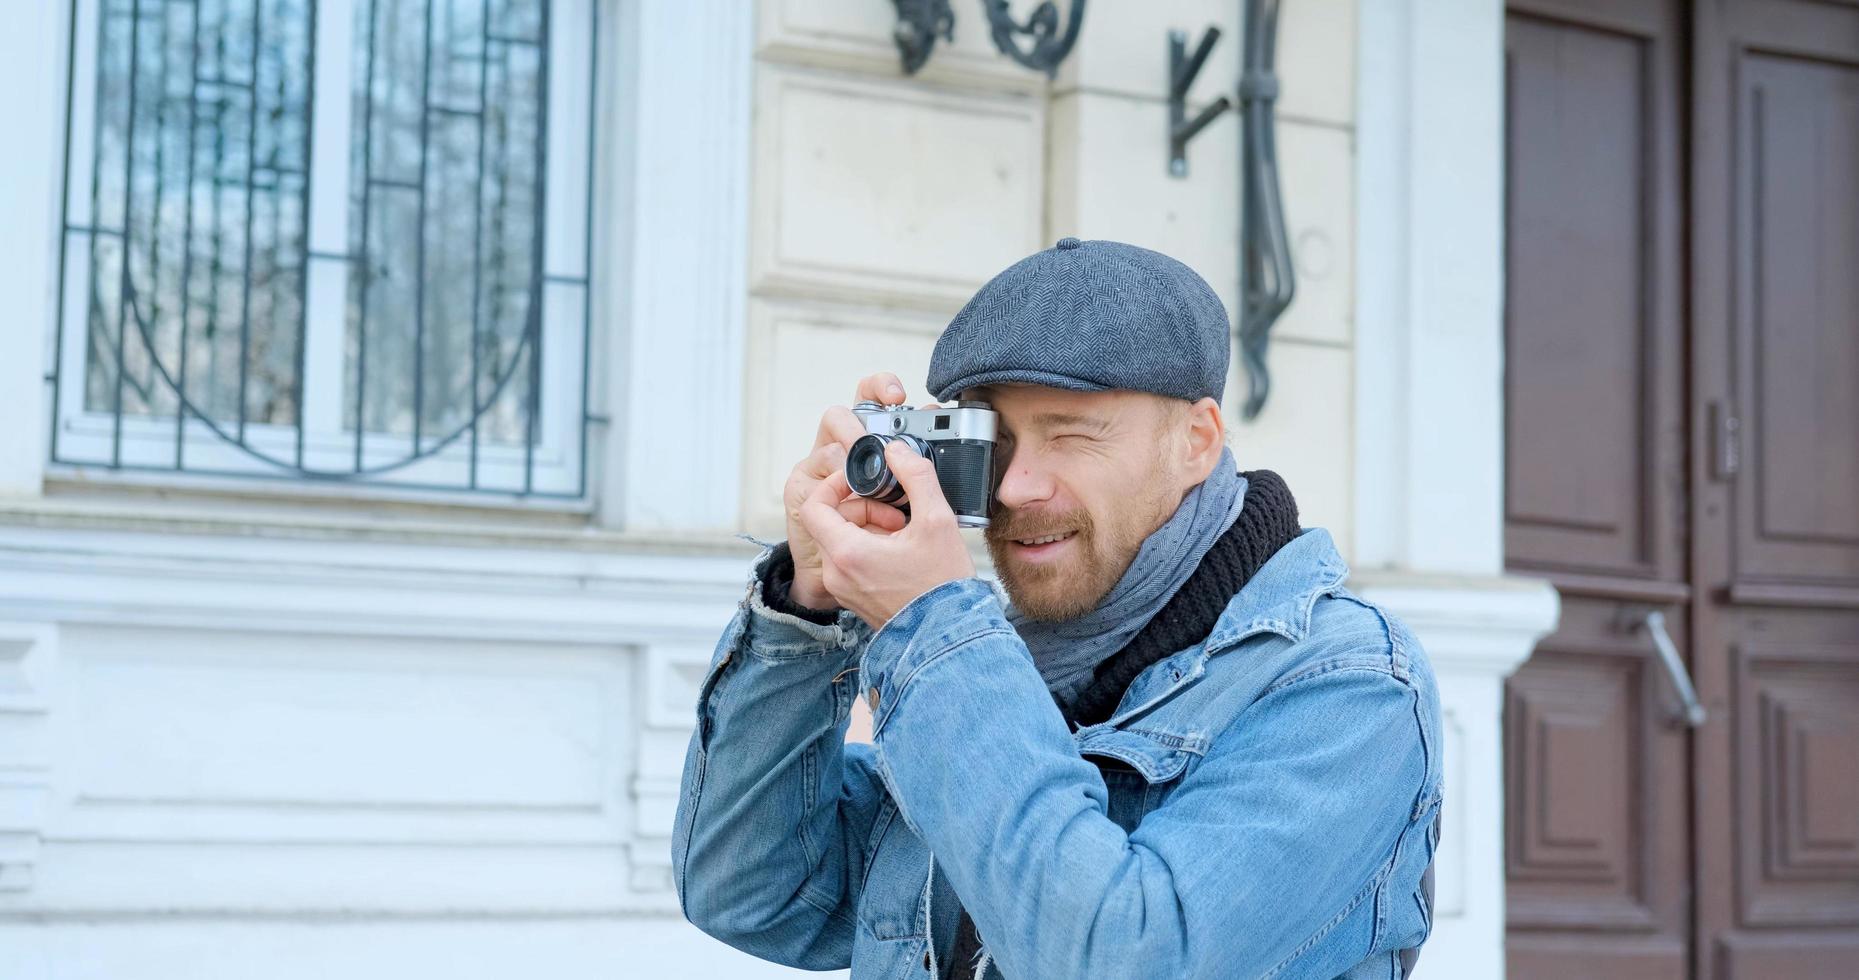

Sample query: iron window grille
[50,0,597,499]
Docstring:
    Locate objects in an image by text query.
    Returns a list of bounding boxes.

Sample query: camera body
[846,400,998,528]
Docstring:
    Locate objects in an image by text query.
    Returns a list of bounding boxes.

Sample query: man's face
[980,385,1199,621]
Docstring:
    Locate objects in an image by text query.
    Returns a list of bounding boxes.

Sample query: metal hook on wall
[1167,27,1233,177]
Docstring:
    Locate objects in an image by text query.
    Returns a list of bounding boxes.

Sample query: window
[50,0,597,498]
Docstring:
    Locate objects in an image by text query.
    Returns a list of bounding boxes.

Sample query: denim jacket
[673,528,1443,979]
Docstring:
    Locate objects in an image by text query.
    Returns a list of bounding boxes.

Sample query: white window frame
[49,0,597,501]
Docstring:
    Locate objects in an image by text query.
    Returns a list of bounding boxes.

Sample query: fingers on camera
[815,405,865,450]
[801,440,845,478]
[837,497,906,533]
[855,372,907,406]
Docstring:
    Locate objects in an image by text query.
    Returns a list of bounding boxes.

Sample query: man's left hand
[797,440,977,628]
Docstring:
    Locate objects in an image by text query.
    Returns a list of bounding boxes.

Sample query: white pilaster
[1353,2,1557,976]
[0,1,66,498]
[1355,0,1507,577]
[597,0,753,532]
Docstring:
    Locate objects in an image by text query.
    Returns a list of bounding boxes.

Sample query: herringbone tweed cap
[927,237,1230,404]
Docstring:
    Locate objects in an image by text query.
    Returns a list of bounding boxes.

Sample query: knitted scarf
[1014,448,1248,710]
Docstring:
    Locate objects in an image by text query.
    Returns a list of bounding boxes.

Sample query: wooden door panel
[1732,52,1859,593]
[1507,653,1641,906]
[1694,2,1859,977]
[1732,638,1859,927]
[1504,13,1670,581]
[1505,603,1691,978]
[1503,2,1691,976]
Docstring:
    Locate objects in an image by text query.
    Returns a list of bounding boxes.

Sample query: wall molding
[0,622,58,892]
[0,521,747,916]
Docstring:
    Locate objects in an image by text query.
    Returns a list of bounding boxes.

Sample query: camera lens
[852,440,886,483]
[846,433,921,504]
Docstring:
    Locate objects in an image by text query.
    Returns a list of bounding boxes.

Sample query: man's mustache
[985,508,1093,544]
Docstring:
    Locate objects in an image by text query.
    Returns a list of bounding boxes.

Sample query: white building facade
[0,1,1554,977]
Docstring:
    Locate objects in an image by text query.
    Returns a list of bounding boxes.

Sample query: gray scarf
[1006,447,1247,708]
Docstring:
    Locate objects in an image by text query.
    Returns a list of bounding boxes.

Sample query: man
[673,239,1442,979]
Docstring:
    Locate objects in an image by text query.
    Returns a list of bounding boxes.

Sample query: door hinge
[1710,400,1740,480]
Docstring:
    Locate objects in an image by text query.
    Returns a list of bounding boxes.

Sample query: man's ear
[1181,397,1225,482]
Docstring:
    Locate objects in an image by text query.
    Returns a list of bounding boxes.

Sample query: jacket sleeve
[671,544,882,970]
[857,578,1437,980]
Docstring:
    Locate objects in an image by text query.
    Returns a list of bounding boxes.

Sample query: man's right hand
[784,372,914,611]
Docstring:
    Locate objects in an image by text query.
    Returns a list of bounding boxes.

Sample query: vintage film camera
[845,400,998,528]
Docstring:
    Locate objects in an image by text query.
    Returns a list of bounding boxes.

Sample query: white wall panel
[63,627,623,836]
[1278,0,1358,127]
[1274,120,1356,346]
[1226,341,1354,557]
[751,67,1044,313]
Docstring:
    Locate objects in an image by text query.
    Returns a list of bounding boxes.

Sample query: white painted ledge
[1352,571,1559,678]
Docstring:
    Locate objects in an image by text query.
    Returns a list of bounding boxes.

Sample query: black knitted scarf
[944,469,1303,978]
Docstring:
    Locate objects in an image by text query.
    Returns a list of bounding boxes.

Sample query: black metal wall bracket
[1167,27,1232,177]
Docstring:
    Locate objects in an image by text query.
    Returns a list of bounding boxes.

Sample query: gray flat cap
[927,237,1229,404]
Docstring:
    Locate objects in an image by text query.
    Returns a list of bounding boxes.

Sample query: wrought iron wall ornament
[891,0,954,74]
[889,0,1085,77]
[983,0,1086,77]
[1237,0,1294,420]
[1167,27,1232,176]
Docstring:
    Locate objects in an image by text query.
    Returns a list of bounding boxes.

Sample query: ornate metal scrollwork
[889,0,1085,78]
[982,0,1086,78]
[891,0,955,75]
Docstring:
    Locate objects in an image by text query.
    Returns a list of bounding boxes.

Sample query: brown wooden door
[1504,0,1859,977]
[1690,0,1859,975]
[1502,2,1695,976]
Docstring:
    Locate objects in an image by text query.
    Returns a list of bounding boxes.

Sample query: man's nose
[993,451,1055,510]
